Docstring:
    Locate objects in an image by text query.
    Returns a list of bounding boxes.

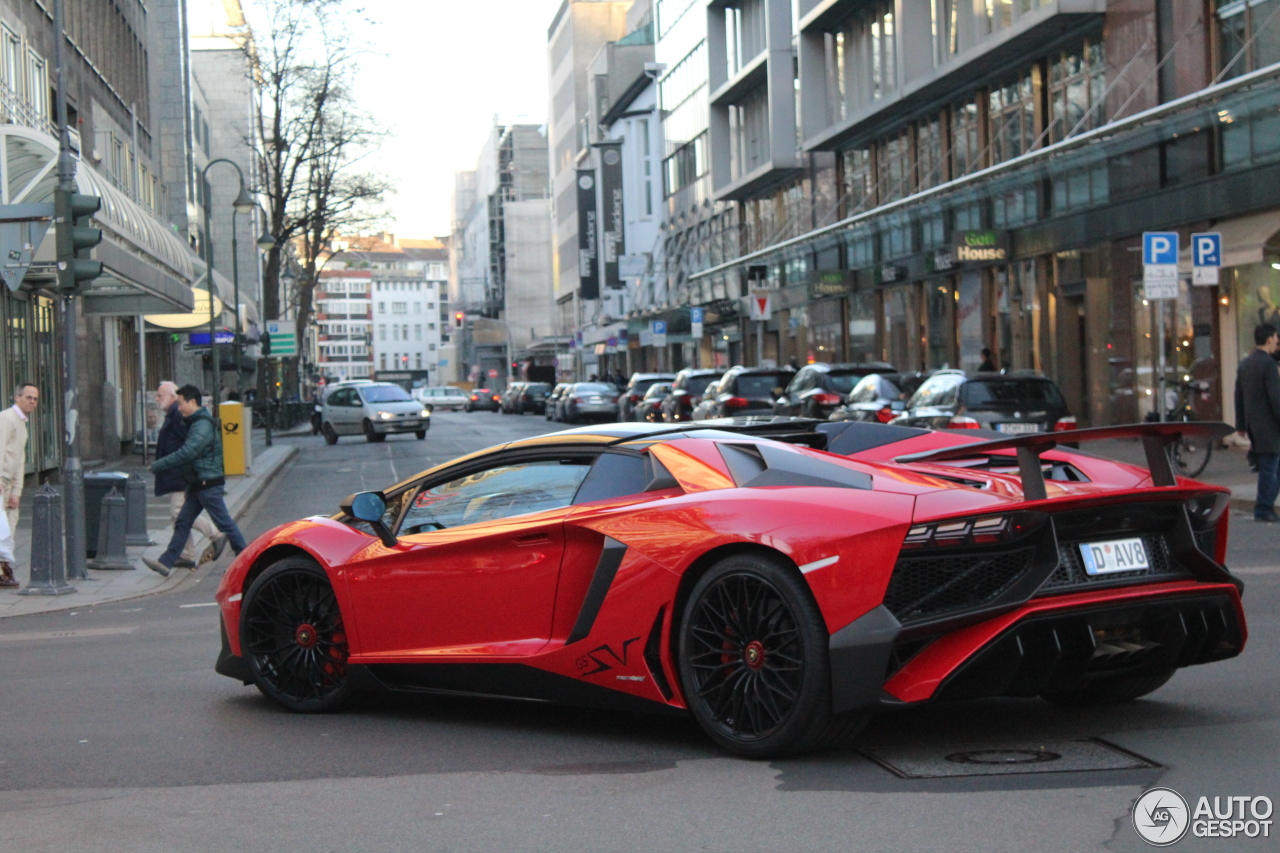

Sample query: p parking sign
[1191,232,1221,285]
[1142,232,1179,300]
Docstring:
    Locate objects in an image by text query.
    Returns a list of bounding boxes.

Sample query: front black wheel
[322,423,338,445]
[415,429,427,439]
[362,420,386,443]
[677,554,865,758]
[241,558,353,713]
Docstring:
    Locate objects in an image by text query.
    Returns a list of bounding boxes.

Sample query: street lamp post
[199,158,256,418]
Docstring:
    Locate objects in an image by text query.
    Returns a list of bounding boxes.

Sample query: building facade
[314,270,373,381]
[609,0,1280,429]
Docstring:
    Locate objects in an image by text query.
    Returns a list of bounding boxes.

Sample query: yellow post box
[220,402,246,476]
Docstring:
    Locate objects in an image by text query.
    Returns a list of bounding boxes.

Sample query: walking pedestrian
[155,381,224,568]
[142,385,247,577]
[1234,323,1280,522]
[0,382,36,588]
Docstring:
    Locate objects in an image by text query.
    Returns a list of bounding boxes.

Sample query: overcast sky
[342,0,566,240]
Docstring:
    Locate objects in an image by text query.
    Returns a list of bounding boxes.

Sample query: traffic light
[453,311,464,328]
[55,189,103,291]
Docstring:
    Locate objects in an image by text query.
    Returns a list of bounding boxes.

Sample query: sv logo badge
[576,637,641,676]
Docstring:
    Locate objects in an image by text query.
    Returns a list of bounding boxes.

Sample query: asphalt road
[0,411,1276,852]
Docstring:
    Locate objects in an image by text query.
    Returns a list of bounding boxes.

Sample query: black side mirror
[340,491,397,547]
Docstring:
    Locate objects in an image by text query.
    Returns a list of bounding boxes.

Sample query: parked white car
[415,386,470,411]
[320,382,430,444]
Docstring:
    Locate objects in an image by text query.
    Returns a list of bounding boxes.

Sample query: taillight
[901,511,1047,550]
[470,395,478,401]
[813,393,842,406]
[875,406,896,423]
[492,395,500,402]
[1053,416,1078,431]
[724,396,749,409]
[947,415,980,428]
[629,393,642,403]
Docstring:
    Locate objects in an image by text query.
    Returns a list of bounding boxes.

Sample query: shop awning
[2,124,197,314]
[1177,210,1280,272]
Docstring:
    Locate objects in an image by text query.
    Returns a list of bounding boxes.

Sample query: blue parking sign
[689,308,703,324]
[1191,233,1221,267]
[1143,232,1179,265]
[652,320,666,335]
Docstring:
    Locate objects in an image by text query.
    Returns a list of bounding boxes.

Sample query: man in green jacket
[142,385,247,577]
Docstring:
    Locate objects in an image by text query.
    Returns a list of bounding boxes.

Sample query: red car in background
[215,418,1245,758]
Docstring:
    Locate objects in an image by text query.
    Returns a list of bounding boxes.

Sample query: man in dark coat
[143,385,247,577]
[155,382,223,567]
[1235,323,1280,521]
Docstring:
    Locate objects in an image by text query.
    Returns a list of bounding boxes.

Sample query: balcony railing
[0,82,56,138]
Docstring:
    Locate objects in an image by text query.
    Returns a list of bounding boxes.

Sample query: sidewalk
[0,438,298,619]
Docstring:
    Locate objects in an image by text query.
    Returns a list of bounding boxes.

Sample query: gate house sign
[953,230,1010,263]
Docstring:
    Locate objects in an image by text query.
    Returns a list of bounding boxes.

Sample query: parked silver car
[321,382,431,444]
[415,386,470,411]
[560,382,619,423]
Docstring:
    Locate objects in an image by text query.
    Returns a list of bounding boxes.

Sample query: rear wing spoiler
[895,422,1234,500]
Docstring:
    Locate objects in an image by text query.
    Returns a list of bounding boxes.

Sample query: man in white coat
[0,383,37,588]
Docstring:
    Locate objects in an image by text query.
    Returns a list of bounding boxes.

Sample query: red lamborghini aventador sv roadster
[215,418,1246,758]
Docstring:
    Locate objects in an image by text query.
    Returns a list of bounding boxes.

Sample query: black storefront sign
[807,269,855,300]
[577,169,599,299]
[952,230,1011,264]
[598,143,625,289]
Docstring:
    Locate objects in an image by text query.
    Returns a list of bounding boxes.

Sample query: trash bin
[84,472,129,557]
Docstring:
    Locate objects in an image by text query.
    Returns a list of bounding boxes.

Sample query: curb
[0,444,299,619]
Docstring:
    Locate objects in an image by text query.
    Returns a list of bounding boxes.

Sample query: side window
[573,452,648,504]
[934,378,962,407]
[400,459,593,535]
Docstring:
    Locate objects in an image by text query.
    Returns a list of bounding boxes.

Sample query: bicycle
[1145,379,1213,478]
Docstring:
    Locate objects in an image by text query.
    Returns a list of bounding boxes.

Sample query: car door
[328,388,355,433]
[343,452,596,657]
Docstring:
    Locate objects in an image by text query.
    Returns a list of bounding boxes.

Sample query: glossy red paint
[883,580,1245,703]
[218,420,1246,731]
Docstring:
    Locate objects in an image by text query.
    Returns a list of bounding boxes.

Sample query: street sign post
[1142,232,1179,300]
[1142,232,1180,421]
[690,307,704,340]
[651,319,667,347]
[1191,232,1222,285]
[265,320,296,357]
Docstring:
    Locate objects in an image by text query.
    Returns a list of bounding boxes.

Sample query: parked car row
[499,382,552,415]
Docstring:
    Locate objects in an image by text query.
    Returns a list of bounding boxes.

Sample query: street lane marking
[0,626,137,643]
[179,602,219,608]
[799,555,839,574]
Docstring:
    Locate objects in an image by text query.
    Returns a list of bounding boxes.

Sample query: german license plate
[1079,538,1149,575]
[996,422,1040,434]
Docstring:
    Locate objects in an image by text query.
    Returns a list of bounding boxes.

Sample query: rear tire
[322,423,338,445]
[1041,670,1176,707]
[415,430,427,440]
[240,557,353,713]
[676,553,866,758]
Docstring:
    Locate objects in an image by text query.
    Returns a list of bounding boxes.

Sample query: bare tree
[246,0,386,392]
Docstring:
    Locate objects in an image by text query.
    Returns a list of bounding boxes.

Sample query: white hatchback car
[415,386,470,411]
[321,382,431,444]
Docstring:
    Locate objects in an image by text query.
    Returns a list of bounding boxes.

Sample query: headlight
[378,411,394,420]
[420,409,430,418]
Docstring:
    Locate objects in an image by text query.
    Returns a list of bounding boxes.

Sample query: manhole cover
[860,738,1159,779]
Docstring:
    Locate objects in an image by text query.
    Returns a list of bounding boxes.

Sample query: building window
[402,324,409,340]
[840,148,875,215]
[414,325,422,341]
[413,302,421,313]
[392,302,407,314]
[429,343,437,351]
[377,302,386,312]
[25,50,46,120]
[989,70,1036,164]
[876,127,913,203]
[379,353,386,369]
[728,86,770,181]
[1047,39,1106,143]
[869,4,896,100]
[415,353,423,369]
[428,322,436,331]
[917,116,944,189]
[378,325,386,341]
[1218,0,1280,79]
[951,97,983,177]
[638,118,653,217]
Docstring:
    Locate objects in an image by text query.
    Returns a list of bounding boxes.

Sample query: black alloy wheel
[322,423,339,445]
[241,558,353,713]
[677,554,867,758]
[415,429,427,440]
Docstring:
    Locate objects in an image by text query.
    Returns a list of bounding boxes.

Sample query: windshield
[734,373,788,399]
[826,371,868,393]
[962,379,1066,407]
[360,385,414,403]
[685,375,717,396]
[524,383,550,394]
